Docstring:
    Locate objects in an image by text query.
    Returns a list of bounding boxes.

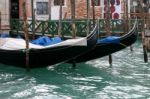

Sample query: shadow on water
[32,63,112,92]
[30,63,111,86]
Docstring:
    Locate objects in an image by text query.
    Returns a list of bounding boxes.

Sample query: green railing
[10,19,144,37]
[10,19,94,37]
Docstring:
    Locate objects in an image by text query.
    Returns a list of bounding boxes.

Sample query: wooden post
[105,1,111,35]
[58,0,63,37]
[126,0,133,51]
[63,12,67,19]
[143,46,148,62]
[49,0,51,20]
[125,0,129,31]
[123,1,126,33]
[86,0,90,36]
[23,1,30,71]
[31,0,35,39]
[0,11,1,33]
[70,0,76,68]
[105,0,112,66]
[71,0,76,39]
[92,0,95,25]
[138,0,149,62]
[142,30,148,63]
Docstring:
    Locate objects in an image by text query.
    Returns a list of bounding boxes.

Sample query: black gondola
[67,20,138,63]
[0,23,98,68]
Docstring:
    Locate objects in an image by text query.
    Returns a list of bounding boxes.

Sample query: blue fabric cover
[31,36,62,46]
[97,36,120,44]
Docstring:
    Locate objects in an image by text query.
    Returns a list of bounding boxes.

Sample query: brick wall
[63,0,102,19]
[19,0,32,19]
[16,0,124,20]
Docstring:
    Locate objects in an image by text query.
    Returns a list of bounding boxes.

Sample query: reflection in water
[0,41,150,99]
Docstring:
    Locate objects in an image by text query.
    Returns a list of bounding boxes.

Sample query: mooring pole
[71,0,76,68]
[31,0,35,39]
[143,45,148,63]
[0,11,1,33]
[92,0,95,25]
[71,0,76,39]
[105,0,112,67]
[72,58,76,69]
[139,0,148,62]
[126,0,133,51]
[23,1,30,71]
[86,0,90,36]
[58,0,63,37]
[142,30,148,63]
[49,0,51,20]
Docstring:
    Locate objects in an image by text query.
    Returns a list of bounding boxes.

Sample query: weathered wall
[63,0,102,19]
[0,0,9,29]
[0,0,126,23]
[19,0,33,19]
[17,0,124,20]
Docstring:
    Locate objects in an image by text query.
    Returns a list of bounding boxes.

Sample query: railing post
[42,21,45,36]
[48,21,51,36]
[15,19,19,36]
[111,20,114,34]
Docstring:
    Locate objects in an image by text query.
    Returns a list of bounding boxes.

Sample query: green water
[0,41,150,99]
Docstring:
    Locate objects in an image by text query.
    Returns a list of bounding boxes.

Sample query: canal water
[0,40,150,99]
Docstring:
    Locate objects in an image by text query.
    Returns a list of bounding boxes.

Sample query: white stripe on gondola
[0,37,87,50]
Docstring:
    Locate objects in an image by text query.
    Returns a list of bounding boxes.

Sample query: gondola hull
[0,23,98,68]
[67,20,138,63]
[0,46,94,68]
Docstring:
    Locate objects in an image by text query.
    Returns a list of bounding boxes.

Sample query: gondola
[67,20,138,63]
[0,23,98,68]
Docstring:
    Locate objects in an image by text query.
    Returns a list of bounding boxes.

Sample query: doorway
[10,0,19,19]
